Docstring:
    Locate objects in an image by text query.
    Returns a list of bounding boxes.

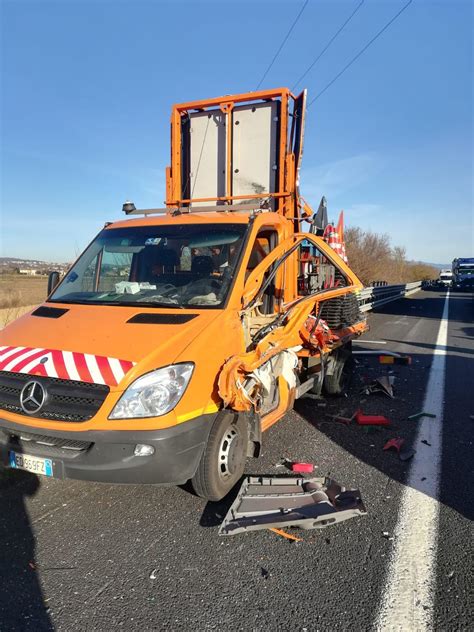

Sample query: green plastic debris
[408,411,437,421]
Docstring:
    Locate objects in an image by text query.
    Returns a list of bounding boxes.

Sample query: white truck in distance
[438,269,453,288]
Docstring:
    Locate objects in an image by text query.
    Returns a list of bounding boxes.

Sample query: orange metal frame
[166,88,298,217]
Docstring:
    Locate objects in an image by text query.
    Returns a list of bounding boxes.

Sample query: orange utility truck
[0,89,367,500]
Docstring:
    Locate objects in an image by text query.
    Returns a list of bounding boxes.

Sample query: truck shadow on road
[198,479,243,528]
[0,467,53,631]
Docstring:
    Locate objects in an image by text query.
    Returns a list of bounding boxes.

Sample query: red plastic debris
[383,437,415,461]
[291,462,314,473]
[383,438,405,452]
[355,410,391,426]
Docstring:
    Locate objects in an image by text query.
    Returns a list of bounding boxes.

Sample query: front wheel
[191,412,248,501]
[323,344,353,396]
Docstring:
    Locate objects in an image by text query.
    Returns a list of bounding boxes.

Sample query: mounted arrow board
[188,110,227,207]
[187,101,279,208]
[232,101,279,208]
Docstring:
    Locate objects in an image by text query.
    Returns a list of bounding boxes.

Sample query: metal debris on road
[360,376,394,398]
[218,476,367,536]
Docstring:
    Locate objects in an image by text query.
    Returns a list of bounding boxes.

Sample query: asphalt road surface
[1,290,472,631]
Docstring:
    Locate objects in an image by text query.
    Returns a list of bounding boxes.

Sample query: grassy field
[0,274,48,309]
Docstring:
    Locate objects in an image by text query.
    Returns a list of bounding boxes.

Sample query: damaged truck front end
[1,87,369,504]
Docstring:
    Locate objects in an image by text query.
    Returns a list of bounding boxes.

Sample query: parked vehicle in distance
[0,88,368,500]
[452,257,474,291]
[437,269,453,288]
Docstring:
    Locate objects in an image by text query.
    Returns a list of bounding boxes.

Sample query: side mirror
[47,271,60,296]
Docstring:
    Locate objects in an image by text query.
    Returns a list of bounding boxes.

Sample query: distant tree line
[345,227,438,286]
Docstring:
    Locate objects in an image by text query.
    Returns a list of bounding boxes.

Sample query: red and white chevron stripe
[323,224,348,263]
[0,345,136,387]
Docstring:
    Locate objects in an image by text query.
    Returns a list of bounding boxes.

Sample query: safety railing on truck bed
[358,281,422,312]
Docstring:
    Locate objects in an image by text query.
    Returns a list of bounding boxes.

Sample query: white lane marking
[376,291,450,631]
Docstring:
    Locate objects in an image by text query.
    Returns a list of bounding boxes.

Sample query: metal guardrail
[358,281,422,312]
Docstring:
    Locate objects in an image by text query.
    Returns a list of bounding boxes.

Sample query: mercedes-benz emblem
[20,380,47,415]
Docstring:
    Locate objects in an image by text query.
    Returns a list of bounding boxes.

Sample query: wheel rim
[217,426,241,482]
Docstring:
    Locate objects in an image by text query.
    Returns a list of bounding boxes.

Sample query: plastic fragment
[383,437,415,461]
[269,528,303,542]
[383,438,405,452]
[291,462,314,473]
[355,410,391,426]
[408,411,437,420]
[149,569,158,580]
[328,415,352,425]
[379,355,411,365]
[363,426,380,434]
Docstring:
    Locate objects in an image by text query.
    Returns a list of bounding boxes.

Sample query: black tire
[323,345,353,396]
[191,412,248,501]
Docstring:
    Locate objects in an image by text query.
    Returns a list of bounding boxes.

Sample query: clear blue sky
[1,0,472,264]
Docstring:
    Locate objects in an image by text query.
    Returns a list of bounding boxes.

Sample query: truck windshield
[49,224,247,308]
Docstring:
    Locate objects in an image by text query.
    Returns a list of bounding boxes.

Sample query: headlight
[109,363,194,419]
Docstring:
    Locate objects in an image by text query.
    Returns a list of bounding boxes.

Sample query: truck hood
[0,304,221,388]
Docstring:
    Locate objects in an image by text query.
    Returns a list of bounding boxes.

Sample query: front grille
[1,428,92,454]
[0,371,109,422]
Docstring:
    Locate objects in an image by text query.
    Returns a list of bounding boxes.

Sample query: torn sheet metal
[219,348,300,412]
[361,376,394,398]
[248,349,298,396]
[218,476,366,536]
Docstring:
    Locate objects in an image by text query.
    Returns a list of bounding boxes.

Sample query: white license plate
[9,451,53,477]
